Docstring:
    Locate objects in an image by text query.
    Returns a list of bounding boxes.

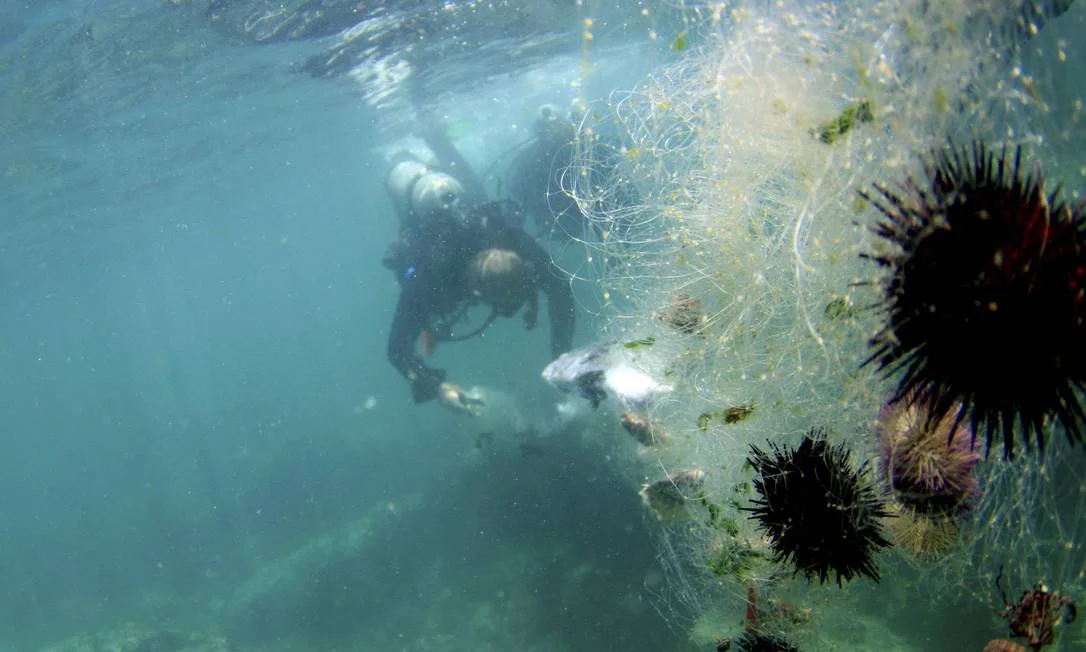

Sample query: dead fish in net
[542,341,672,409]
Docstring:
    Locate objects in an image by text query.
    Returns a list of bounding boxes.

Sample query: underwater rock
[222,498,418,648]
[35,623,227,652]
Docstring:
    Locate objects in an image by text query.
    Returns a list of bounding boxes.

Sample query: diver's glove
[409,366,446,404]
[523,306,538,330]
[437,382,485,416]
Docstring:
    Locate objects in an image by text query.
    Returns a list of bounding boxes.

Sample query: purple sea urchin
[745,431,890,586]
[877,393,981,516]
[861,142,1086,456]
[885,502,961,561]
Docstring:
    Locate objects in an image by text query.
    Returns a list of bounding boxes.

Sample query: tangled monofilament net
[559,0,1086,647]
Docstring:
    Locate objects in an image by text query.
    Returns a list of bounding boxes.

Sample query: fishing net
[561,0,1086,647]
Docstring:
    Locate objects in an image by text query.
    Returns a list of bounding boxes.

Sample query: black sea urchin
[745,431,890,586]
[733,630,799,652]
[861,142,1086,456]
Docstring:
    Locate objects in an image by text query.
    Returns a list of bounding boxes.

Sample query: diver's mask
[533,103,576,150]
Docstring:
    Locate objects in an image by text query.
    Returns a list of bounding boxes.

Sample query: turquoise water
[0,2,687,650]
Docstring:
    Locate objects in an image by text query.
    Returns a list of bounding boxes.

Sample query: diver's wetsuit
[507,133,580,239]
[385,203,575,403]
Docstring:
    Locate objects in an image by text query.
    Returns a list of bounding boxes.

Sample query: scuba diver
[503,103,637,243]
[382,124,575,415]
[504,103,582,239]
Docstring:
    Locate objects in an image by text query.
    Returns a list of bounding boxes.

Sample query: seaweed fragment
[813,99,874,144]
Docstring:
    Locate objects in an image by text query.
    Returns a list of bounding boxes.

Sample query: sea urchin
[876,393,981,517]
[861,141,1086,456]
[745,431,890,586]
[731,631,799,652]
